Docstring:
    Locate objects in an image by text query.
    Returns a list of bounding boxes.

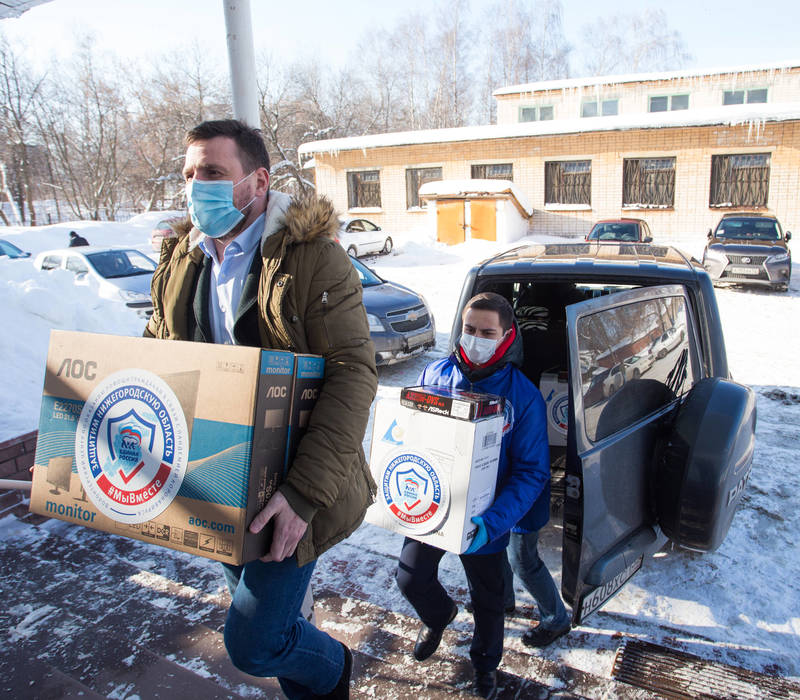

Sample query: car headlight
[118,289,151,303]
[769,251,790,263]
[366,313,384,332]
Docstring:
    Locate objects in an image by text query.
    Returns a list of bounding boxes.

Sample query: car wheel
[657,349,667,360]
[346,245,357,258]
[632,368,641,380]
[382,237,393,254]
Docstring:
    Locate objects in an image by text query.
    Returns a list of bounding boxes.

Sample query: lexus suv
[452,242,755,625]
[702,213,792,291]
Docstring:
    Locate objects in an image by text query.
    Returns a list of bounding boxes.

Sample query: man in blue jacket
[396,292,568,698]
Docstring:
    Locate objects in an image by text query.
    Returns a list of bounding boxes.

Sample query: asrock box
[400,385,504,421]
[540,367,568,447]
[29,330,322,564]
[365,394,503,554]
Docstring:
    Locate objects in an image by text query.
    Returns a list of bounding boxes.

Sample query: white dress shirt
[199,213,265,344]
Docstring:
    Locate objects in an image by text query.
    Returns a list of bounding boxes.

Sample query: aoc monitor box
[365,394,503,555]
[29,330,321,565]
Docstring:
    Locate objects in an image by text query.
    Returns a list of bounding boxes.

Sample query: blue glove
[465,515,488,554]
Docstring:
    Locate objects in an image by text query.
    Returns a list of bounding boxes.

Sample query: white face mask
[460,332,500,365]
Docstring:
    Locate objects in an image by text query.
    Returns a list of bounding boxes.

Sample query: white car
[338,218,393,257]
[34,246,157,318]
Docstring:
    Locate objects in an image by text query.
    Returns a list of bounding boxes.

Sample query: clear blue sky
[2,0,798,75]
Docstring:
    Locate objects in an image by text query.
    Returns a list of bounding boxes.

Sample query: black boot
[473,669,498,698]
[413,601,458,661]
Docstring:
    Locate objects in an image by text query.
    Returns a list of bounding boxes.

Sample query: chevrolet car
[351,256,435,366]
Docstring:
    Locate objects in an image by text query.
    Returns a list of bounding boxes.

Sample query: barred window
[406,167,442,208]
[545,160,591,205]
[347,170,381,209]
[709,153,770,208]
[623,158,676,208]
[471,163,513,181]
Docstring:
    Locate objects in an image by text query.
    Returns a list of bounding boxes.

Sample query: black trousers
[396,537,505,672]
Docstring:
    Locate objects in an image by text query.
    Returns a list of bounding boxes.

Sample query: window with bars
[649,94,689,112]
[723,88,767,105]
[709,153,770,207]
[471,163,513,181]
[405,167,442,209]
[623,158,676,208]
[545,160,591,205]
[347,170,381,209]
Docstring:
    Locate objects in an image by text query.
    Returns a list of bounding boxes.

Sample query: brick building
[298,61,800,251]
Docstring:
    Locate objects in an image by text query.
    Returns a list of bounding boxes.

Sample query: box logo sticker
[379,451,449,534]
[548,394,568,435]
[75,369,189,524]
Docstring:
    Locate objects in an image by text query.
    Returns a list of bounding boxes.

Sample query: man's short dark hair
[463,292,514,332]
[185,119,270,174]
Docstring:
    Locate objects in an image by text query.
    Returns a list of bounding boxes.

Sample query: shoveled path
[0,489,659,699]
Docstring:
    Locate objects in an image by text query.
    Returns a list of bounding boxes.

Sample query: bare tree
[34,37,130,220]
[479,0,571,123]
[122,45,229,211]
[0,33,46,225]
[427,0,474,128]
[580,9,692,76]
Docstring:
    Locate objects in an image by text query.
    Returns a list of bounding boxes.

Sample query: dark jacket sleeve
[278,241,378,522]
[480,383,551,543]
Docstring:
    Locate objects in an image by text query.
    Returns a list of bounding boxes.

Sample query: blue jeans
[507,530,570,630]
[221,558,344,699]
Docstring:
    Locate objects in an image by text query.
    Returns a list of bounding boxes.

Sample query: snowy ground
[1,218,798,685]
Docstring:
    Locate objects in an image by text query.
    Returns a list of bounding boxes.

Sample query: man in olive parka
[144,119,377,699]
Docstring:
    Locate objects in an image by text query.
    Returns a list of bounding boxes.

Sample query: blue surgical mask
[186,172,256,239]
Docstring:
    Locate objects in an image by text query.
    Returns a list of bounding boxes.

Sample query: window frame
[405,166,442,209]
[709,153,771,208]
[347,170,382,210]
[723,88,768,106]
[519,105,554,122]
[581,99,618,118]
[649,94,689,112]
[622,157,677,209]
[471,163,513,182]
[545,160,592,206]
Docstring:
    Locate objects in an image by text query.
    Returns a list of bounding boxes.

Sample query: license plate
[578,555,643,622]
[728,265,760,275]
[406,329,433,348]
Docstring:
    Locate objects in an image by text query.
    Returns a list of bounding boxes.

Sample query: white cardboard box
[365,399,503,554]
[540,367,568,447]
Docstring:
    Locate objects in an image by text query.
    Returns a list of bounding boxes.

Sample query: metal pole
[223,0,260,129]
